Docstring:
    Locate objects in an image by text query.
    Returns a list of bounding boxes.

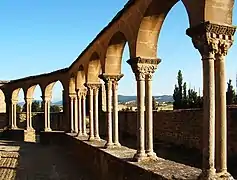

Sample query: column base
[146,151,158,160]
[198,168,216,180]
[26,127,35,132]
[77,132,83,137]
[88,136,95,141]
[216,171,234,180]
[94,136,101,141]
[10,126,18,130]
[133,151,147,162]
[44,128,52,132]
[82,132,88,136]
[104,142,114,149]
[113,142,121,147]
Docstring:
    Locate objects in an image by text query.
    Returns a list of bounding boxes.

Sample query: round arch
[135,0,190,58]
[0,89,6,113]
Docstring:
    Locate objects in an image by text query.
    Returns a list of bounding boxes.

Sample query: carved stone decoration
[127,57,161,81]
[186,21,236,58]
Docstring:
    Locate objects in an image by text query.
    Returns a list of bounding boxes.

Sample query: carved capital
[11,99,18,105]
[127,57,161,81]
[79,88,88,99]
[85,83,101,95]
[186,22,236,58]
[69,93,76,100]
[98,74,124,83]
[25,97,33,103]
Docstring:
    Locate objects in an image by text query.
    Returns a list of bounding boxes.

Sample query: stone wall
[99,108,237,157]
[0,112,66,131]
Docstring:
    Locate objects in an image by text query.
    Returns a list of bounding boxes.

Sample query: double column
[10,99,18,129]
[42,96,52,131]
[25,97,33,131]
[187,22,235,179]
[127,58,160,161]
[99,74,123,148]
[85,83,101,141]
[69,94,77,133]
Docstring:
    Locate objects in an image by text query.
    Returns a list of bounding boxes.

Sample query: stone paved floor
[0,140,91,180]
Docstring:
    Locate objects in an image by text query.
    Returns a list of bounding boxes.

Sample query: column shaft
[44,100,48,130]
[134,79,146,160]
[47,101,51,130]
[78,95,82,136]
[112,81,120,146]
[88,88,94,140]
[74,97,78,133]
[215,55,227,173]
[145,78,156,157]
[82,95,87,136]
[70,97,74,133]
[105,81,113,147]
[202,57,216,175]
[94,88,100,140]
[11,103,14,128]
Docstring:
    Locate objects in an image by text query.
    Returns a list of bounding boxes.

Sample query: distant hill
[17,95,173,106]
[118,95,173,103]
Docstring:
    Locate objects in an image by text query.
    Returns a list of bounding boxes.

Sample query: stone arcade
[0,0,236,179]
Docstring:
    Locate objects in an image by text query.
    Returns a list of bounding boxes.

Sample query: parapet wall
[100,108,237,157]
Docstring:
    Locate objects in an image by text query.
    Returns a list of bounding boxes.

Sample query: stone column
[99,75,113,148]
[43,96,52,131]
[74,97,78,133]
[77,90,82,136]
[187,22,236,179]
[145,61,160,159]
[127,58,160,161]
[215,40,233,177]
[93,84,101,140]
[86,84,95,141]
[25,98,33,131]
[112,74,123,147]
[69,95,75,133]
[11,99,18,129]
[81,89,88,136]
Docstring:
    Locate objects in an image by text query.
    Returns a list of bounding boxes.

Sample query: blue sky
[0,1,237,102]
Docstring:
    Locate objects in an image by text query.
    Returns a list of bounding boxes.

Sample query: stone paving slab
[0,140,91,180]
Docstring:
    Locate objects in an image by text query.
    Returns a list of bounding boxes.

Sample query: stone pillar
[25,98,33,131]
[215,40,234,177]
[112,74,123,147]
[74,97,78,133]
[186,22,236,179]
[77,90,82,136]
[69,95,75,133]
[93,84,101,140]
[99,75,113,148]
[127,57,160,162]
[81,88,88,136]
[145,62,160,159]
[11,99,18,129]
[86,84,95,141]
[43,96,52,131]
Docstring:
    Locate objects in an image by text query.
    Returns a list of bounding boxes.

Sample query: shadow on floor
[0,139,92,180]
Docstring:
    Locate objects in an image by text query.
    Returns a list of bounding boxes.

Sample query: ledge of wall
[39,132,201,180]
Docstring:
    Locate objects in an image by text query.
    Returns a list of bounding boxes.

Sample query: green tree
[173,70,184,109]
[16,104,21,113]
[182,82,188,108]
[226,79,235,105]
[50,105,61,112]
[22,101,42,112]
